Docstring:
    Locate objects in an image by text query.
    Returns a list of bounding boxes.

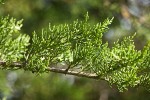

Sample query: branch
[46,67,100,79]
[0,61,100,79]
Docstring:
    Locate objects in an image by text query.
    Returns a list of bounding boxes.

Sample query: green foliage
[1,13,150,92]
[25,13,113,73]
[103,36,141,91]
[138,42,150,89]
[0,16,30,63]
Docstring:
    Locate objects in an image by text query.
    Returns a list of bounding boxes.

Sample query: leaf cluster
[0,16,29,63]
[26,13,113,73]
[1,14,150,91]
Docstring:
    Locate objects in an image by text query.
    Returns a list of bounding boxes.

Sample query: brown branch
[0,61,101,79]
[46,67,100,79]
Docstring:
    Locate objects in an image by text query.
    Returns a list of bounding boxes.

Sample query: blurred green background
[0,0,150,100]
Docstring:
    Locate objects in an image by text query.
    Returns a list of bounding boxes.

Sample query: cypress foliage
[1,13,150,91]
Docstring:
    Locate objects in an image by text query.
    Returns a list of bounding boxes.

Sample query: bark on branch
[0,61,100,79]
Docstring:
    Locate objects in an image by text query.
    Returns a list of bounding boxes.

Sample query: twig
[46,67,100,79]
[0,61,100,79]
